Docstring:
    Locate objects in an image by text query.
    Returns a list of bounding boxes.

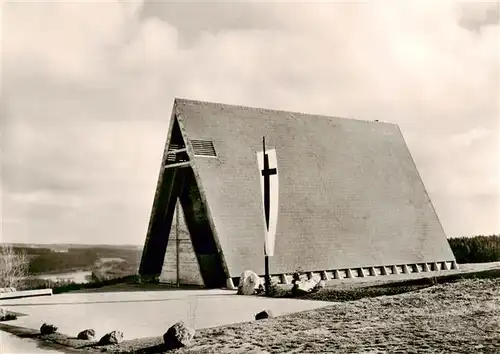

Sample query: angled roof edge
[173,97,398,127]
[394,124,449,239]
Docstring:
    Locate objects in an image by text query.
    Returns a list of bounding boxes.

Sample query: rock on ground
[40,323,58,335]
[255,309,274,320]
[77,329,96,340]
[163,321,195,349]
[292,274,322,295]
[237,270,263,295]
[0,308,17,322]
[0,313,17,321]
[313,280,326,291]
[99,330,124,345]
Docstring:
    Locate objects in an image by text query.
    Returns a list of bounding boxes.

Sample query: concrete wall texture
[159,204,204,286]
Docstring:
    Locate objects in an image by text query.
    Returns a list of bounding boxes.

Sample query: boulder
[0,313,17,321]
[255,309,273,320]
[311,279,326,293]
[292,282,310,296]
[77,329,96,340]
[255,282,266,295]
[316,280,326,290]
[237,270,263,295]
[0,308,17,322]
[163,322,195,349]
[310,274,322,284]
[40,323,58,335]
[292,274,322,296]
[98,330,123,345]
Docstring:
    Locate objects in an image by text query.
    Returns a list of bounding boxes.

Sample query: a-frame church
[139,98,457,289]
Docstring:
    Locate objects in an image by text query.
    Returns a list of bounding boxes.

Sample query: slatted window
[167,143,182,162]
[191,140,217,157]
[168,143,182,151]
[166,143,189,163]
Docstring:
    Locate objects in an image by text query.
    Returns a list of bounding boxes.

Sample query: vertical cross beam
[261,137,277,296]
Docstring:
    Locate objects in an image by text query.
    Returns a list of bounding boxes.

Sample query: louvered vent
[191,140,217,157]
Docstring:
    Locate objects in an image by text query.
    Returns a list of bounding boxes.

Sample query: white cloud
[2,0,499,244]
[450,127,490,147]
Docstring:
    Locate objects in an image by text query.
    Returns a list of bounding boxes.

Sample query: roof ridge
[174,98,396,126]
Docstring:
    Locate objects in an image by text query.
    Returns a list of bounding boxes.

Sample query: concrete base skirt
[245,260,458,287]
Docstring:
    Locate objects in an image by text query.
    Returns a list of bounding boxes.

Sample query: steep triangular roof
[140,98,456,287]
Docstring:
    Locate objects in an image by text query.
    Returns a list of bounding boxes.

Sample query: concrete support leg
[413,264,420,273]
[226,278,236,290]
[333,269,341,280]
[432,262,439,271]
[369,267,377,276]
[346,269,353,279]
[280,274,289,285]
[380,266,388,276]
[391,265,399,275]
[423,263,430,272]
[358,268,365,277]
[442,261,449,271]
[451,261,458,270]
[402,264,409,274]
[307,272,313,280]
[320,271,329,281]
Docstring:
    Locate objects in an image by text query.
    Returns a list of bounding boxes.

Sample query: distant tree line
[28,249,99,274]
[448,235,500,264]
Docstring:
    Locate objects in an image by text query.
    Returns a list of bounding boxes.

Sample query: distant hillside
[6,243,143,250]
[4,244,142,275]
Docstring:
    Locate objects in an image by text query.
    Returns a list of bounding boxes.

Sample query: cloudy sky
[1,1,499,245]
